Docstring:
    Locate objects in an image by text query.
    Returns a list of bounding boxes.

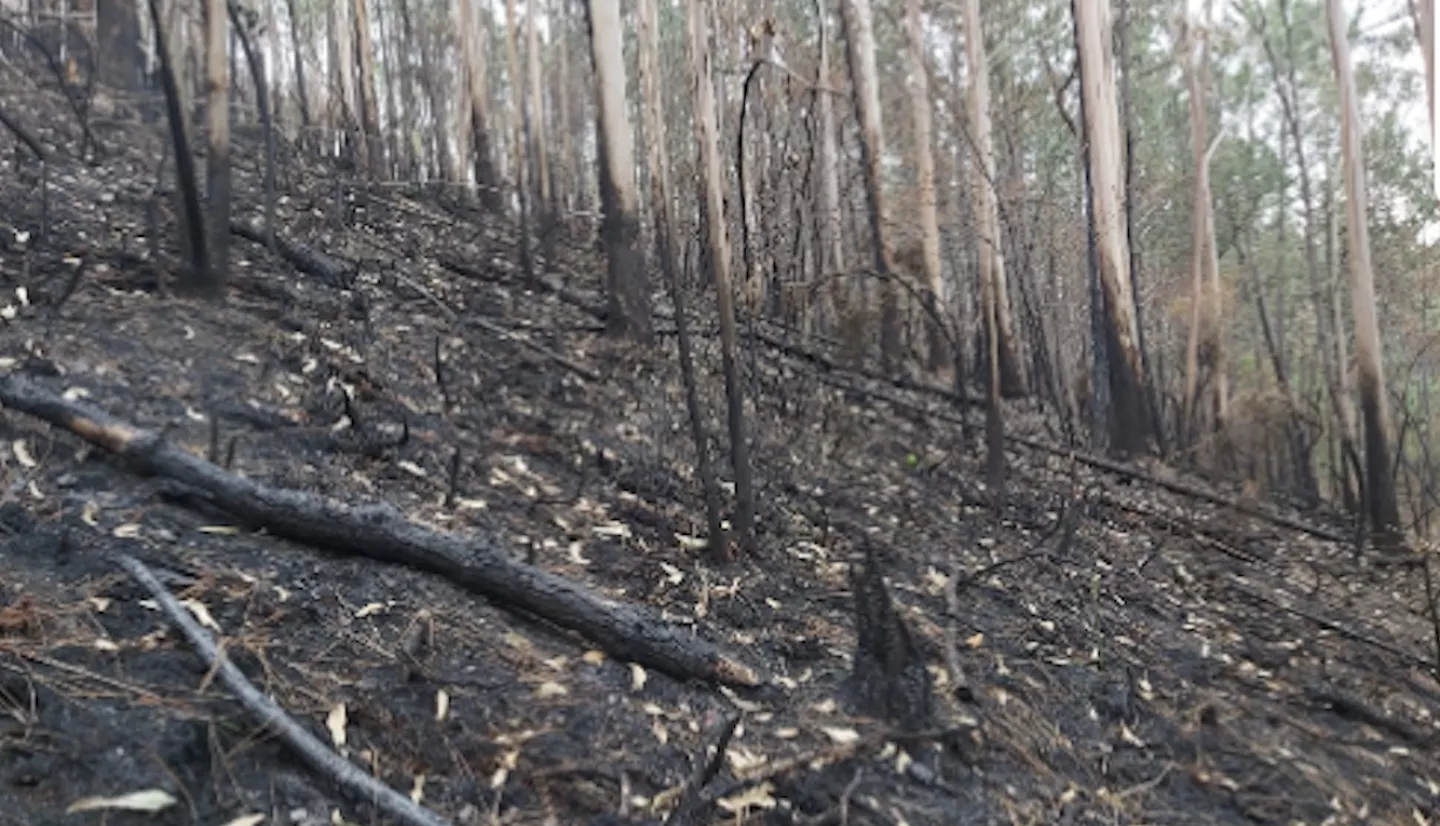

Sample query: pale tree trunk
[962,0,1024,398]
[1179,8,1228,449]
[504,0,534,278]
[526,0,552,216]
[638,0,725,558]
[398,0,449,181]
[840,0,901,373]
[457,0,501,207]
[350,0,384,177]
[588,0,652,342]
[554,0,574,214]
[1074,0,1150,455]
[688,0,754,557]
[392,0,418,179]
[283,0,311,135]
[815,0,845,334]
[1326,0,1403,544]
[377,1,400,174]
[905,0,946,375]
[961,0,1008,491]
[334,0,356,149]
[262,0,282,128]
[201,0,227,296]
[1415,0,1434,158]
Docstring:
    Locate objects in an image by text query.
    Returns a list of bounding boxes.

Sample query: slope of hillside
[2,71,1439,826]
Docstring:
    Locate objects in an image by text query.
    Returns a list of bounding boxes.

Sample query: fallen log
[0,373,762,688]
[115,553,457,826]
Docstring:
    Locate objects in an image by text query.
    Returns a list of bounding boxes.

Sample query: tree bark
[526,0,552,216]
[839,0,901,373]
[200,0,228,296]
[588,0,652,342]
[1073,0,1149,455]
[815,0,846,335]
[905,0,947,376]
[283,0,311,132]
[688,0,754,556]
[1326,0,1403,545]
[457,0,501,206]
[350,0,384,178]
[962,0,1024,398]
[638,0,725,559]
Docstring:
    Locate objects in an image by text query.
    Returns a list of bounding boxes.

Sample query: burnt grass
[4,83,1440,826]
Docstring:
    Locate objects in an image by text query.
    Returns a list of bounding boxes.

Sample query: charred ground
[2,78,1440,826]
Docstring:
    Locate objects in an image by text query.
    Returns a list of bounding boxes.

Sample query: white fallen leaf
[181,599,222,633]
[716,782,777,814]
[397,460,427,478]
[66,789,178,814]
[15,286,27,307]
[81,501,100,527]
[535,681,569,698]
[112,523,142,539]
[218,815,267,826]
[592,521,632,539]
[582,650,606,665]
[568,541,592,566]
[409,773,425,804]
[659,562,684,585]
[198,525,241,535]
[675,533,708,551]
[89,597,111,612]
[13,439,35,468]
[93,638,120,652]
[1119,723,1145,748]
[435,689,450,722]
[62,386,91,401]
[326,703,348,749]
[822,726,861,745]
[651,720,668,745]
[354,602,386,619]
[630,663,648,691]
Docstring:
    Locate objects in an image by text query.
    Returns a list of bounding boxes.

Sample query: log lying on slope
[0,374,761,688]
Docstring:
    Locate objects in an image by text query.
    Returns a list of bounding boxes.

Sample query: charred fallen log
[0,373,762,688]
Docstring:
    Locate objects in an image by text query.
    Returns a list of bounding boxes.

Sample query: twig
[113,552,456,826]
[661,713,741,826]
[465,316,600,382]
[1228,580,1432,669]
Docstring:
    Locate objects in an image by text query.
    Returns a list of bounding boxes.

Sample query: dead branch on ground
[0,373,762,688]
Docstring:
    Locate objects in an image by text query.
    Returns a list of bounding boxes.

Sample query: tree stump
[847,545,934,731]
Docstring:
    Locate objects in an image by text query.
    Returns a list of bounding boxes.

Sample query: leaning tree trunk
[1326,0,1403,545]
[587,0,652,342]
[688,0,754,557]
[1073,0,1150,456]
[839,0,901,374]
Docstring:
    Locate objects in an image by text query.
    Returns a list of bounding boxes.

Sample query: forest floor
[5,72,1440,826]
